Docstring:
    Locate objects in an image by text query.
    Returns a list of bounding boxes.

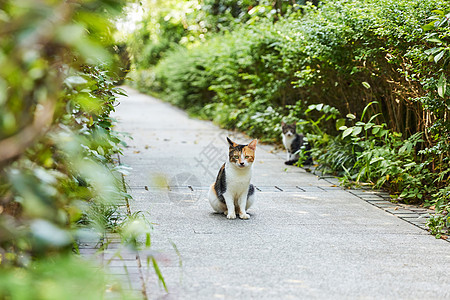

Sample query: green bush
[0,0,147,298]
[133,0,448,135]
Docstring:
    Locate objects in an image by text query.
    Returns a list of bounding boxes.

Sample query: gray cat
[281,121,312,165]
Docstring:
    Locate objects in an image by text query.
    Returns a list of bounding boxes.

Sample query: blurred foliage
[0,0,153,298]
[127,0,450,236]
[126,0,312,70]
[0,255,103,300]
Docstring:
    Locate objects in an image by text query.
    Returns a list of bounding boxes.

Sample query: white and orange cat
[208,137,257,219]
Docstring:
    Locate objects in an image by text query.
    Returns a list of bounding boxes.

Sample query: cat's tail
[285,157,313,166]
[284,159,297,165]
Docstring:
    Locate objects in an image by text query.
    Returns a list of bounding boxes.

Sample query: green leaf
[399,144,407,154]
[379,129,389,137]
[362,81,371,89]
[352,126,362,136]
[369,157,384,165]
[422,23,435,31]
[364,122,374,130]
[372,126,381,135]
[361,101,378,121]
[403,162,416,168]
[438,73,447,98]
[346,113,356,119]
[434,50,446,63]
[152,257,168,292]
[368,113,382,123]
[336,118,346,130]
[74,93,102,113]
[431,10,444,16]
[427,38,443,43]
[97,146,105,156]
[424,47,442,55]
[145,232,151,248]
[342,127,353,138]
[64,75,88,87]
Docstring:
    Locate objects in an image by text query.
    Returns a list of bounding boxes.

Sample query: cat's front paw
[226,212,236,219]
[239,212,250,220]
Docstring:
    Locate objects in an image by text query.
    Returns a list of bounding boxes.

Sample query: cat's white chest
[282,134,295,151]
[225,163,252,198]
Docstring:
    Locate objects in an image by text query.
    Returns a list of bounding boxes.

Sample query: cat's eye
[245,156,250,159]
[233,155,239,159]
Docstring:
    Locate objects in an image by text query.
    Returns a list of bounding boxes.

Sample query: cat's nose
[240,162,245,166]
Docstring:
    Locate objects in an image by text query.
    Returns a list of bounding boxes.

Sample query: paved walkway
[113,87,450,299]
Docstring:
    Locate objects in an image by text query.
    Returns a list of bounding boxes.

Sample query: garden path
[113,86,450,299]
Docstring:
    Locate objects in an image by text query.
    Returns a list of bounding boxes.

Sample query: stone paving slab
[112,87,450,299]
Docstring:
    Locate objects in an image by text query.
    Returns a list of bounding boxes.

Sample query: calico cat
[281,121,312,166]
[208,137,257,220]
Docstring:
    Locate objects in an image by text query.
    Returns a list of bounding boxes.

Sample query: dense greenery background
[127,0,450,237]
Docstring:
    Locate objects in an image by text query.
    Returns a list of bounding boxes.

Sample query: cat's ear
[227,137,237,147]
[292,121,297,126]
[248,139,257,150]
[281,121,286,127]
